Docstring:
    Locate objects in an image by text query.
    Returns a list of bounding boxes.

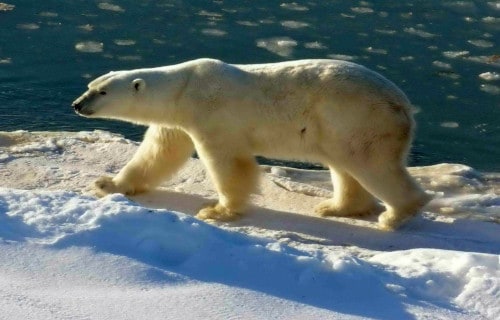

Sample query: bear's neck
[126,67,196,128]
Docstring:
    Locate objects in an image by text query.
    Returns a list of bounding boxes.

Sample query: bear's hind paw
[196,203,241,222]
[315,199,380,217]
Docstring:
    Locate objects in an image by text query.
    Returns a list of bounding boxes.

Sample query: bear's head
[72,71,147,121]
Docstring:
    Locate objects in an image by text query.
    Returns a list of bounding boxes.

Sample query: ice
[442,1,478,14]
[404,27,437,38]
[443,50,469,59]
[433,61,452,69]
[16,23,40,30]
[75,41,104,53]
[365,47,388,55]
[327,54,358,61]
[487,1,500,10]
[0,130,498,319]
[479,72,500,81]
[39,11,58,18]
[0,3,14,11]
[256,37,297,57]
[480,84,500,95]
[351,7,374,14]
[97,2,125,13]
[304,42,327,50]
[280,3,309,11]
[440,121,459,128]
[236,20,259,27]
[280,20,309,29]
[201,28,227,37]
[114,39,136,46]
[468,39,494,48]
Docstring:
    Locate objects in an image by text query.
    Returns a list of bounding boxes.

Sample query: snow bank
[0,130,498,319]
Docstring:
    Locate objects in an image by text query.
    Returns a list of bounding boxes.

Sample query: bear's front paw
[196,203,241,222]
[91,176,136,198]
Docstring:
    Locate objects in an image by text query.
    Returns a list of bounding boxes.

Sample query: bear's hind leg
[347,164,432,230]
[315,167,381,217]
[92,125,194,197]
[195,149,259,221]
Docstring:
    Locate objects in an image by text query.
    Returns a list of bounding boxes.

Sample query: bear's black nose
[72,102,82,112]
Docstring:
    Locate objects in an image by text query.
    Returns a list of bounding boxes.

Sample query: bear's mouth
[72,101,95,116]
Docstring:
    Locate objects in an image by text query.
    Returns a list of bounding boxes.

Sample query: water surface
[1,1,499,170]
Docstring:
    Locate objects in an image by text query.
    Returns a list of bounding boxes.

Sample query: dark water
[1,1,499,170]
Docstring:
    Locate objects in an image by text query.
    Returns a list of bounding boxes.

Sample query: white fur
[73,58,431,230]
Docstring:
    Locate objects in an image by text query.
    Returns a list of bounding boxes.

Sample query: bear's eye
[99,91,107,95]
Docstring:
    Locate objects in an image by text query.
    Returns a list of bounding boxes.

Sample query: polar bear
[72,58,431,230]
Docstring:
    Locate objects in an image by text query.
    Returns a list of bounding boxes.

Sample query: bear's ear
[132,78,146,92]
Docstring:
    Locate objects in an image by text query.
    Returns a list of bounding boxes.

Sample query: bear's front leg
[195,146,259,221]
[90,126,194,198]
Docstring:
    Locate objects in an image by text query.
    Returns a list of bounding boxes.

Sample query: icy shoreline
[0,130,498,319]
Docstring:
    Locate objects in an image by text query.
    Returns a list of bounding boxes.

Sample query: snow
[0,130,498,319]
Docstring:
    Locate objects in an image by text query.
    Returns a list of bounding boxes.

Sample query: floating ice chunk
[201,28,227,37]
[433,61,452,69]
[404,27,437,38]
[78,24,94,32]
[280,20,309,29]
[327,54,357,61]
[280,3,309,11]
[482,16,500,24]
[114,39,136,46]
[197,10,223,20]
[437,70,460,80]
[117,55,142,61]
[480,84,500,95]
[17,23,40,30]
[441,122,459,128]
[487,1,500,10]
[75,41,104,53]
[375,29,397,35]
[442,1,478,14]
[0,57,12,64]
[256,37,297,57]
[400,56,414,61]
[351,7,374,14]
[442,50,469,58]
[98,2,125,13]
[365,47,387,55]
[479,72,500,81]
[236,20,259,27]
[468,39,494,48]
[466,55,500,66]
[0,3,14,11]
[39,11,58,18]
[304,42,326,49]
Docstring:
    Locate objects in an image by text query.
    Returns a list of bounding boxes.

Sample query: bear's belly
[247,126,326,162]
